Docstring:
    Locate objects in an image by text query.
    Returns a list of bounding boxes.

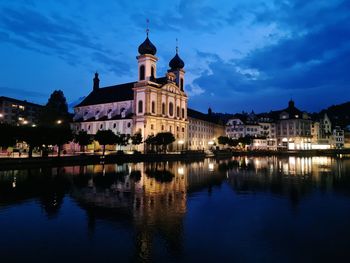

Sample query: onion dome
[169,53,185,69]
[138,36,157,55]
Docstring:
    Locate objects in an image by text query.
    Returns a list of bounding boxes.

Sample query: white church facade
[72,31,191,150]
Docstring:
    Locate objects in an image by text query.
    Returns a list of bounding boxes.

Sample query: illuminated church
[72,30,189,149]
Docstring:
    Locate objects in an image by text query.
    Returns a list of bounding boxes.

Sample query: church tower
[168,40,185,91]
[137,25,158,82]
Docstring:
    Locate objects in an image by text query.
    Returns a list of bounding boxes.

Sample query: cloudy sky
[0,0,349,113]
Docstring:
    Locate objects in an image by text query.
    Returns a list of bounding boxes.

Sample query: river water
[1,156,350,262]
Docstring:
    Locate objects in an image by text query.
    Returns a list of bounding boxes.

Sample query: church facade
[72,32,189,150]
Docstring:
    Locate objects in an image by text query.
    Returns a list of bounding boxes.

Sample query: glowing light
[209,163,214,171]
[57,120,62,124]
[178,167,184,175]
[178,140,184,145]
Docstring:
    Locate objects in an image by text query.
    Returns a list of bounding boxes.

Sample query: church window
[127,122,131,128]
[113,123,117,129]
[169,102,174,116]
[177,106,180,117]
[151,124,154,130]
[139,65,145,80]
[151,66,155,79]
[161,125,164,130]
[180,78,184,91]
[182,108,185,118]
[162,103,165,115]
[151,101,155,114]
[138,100,143,113]
[100,124,103,129]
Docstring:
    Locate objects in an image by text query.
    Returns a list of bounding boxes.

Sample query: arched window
[180,78,184,91]
[138,100,143,113]
[177,106,180,117]
[151,66,155,79]
[100,124,103,130]
[162,103,165,115]
[151,101,155,114]
[169,102,174,116]
[182,108,185,118]
[139,65,145,80]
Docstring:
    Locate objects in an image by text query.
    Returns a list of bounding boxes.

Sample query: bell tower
[137,20,158,82]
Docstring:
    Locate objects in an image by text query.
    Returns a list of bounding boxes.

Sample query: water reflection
[0,157,350,262]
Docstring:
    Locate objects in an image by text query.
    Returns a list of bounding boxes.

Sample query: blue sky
[0,0,349,113]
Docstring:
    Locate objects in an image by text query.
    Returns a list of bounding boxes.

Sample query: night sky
[0,0,349,113]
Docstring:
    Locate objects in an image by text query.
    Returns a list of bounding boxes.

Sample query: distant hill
[320,101,350,128]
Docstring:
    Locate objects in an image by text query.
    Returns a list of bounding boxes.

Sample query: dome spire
[169,38,185,70]
[176,38,179,54]
[138,19,157,55]
[146,18,149,37]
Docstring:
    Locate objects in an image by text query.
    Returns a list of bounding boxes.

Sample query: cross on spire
[146,18,150,37]
[176,38,180,54]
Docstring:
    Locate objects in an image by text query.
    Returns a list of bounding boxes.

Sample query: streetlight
[57,120,62,125]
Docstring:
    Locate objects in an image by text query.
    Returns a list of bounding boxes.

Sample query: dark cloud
[0,6,125,74]
[131,0,223,33]
[91,52,131,77]
[0,86,48,100]
[189,0,350,112]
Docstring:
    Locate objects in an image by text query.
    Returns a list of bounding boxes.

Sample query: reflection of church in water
[67,160,224,261]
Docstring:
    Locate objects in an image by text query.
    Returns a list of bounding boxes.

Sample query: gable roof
[75,82,135,107]
[75,77,172,108]
[188,108,223,125]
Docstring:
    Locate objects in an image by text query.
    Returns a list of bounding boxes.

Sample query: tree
[218,136,229,146]
[131,132,143,150]
[154,132,175,153]
[39,90,70,126]
[19,126,49,158]
[74,131,92,153]
[48,127,73,157]
[0,124,17,149]
[144,134,156,152]
[94,130,116,156]
[115,133,129,151]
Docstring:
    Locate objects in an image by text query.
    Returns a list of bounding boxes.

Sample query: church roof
[188,108,222,125]
[76,82,136,107]
[75,77,171,107]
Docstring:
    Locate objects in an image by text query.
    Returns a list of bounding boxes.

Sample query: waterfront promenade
[1,149,349,170]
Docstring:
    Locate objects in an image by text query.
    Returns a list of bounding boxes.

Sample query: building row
[225,100,345,150]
